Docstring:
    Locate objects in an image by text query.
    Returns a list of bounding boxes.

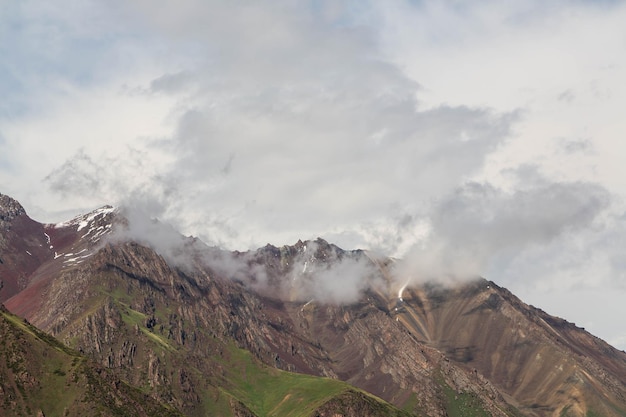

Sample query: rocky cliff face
[2,195,626,417]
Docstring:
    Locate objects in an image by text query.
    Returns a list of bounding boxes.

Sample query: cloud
[152,99,514,250]
[280,240,382,304]
[43,146,177,214]
[560,139,593,154]
[111,210,379,305]
[45,150,105,199]
[396,176,612,285]
[557,89,575,103]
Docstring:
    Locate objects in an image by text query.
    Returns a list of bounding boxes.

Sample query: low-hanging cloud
[280,240,382,304]
[110,210,380,305]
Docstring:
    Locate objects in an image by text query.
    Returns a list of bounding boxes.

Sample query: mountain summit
[1,193,625,417]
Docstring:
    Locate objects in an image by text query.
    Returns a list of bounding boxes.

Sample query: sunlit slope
[394,280,626,417]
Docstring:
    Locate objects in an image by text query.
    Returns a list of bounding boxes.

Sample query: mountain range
[1,192,625,417]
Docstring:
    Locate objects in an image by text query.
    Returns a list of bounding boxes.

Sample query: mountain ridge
[1,193,625,417]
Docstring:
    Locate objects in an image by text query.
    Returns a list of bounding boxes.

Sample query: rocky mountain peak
[53,205,117,241]
[0,193,26,228]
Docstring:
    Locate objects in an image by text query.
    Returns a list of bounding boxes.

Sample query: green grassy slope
[218,341,412,417]
[0,306,182,417]
[1,301,410,417]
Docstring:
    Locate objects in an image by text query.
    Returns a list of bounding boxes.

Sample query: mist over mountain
[1,192,625,417]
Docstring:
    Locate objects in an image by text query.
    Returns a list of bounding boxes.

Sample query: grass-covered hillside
[0,304,410,417]
[0,305,182,417]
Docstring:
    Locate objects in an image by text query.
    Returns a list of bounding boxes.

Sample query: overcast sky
[1,0,626,349]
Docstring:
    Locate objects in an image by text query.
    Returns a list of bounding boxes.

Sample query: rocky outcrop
[0,193,26,228]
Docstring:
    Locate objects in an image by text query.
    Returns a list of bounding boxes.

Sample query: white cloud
[394,176,611,284]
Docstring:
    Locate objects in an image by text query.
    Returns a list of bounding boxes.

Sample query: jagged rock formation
[1,193,626,417]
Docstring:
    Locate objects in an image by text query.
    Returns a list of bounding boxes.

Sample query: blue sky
[1,0,626,349]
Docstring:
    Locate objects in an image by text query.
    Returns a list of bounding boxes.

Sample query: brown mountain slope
[394,281,626,416]
[4,238,411,417]
[2,196,626,417]
[0,193,115,304]
[4,214,509,416]
[216,241,626,417]
[0,194,54,303]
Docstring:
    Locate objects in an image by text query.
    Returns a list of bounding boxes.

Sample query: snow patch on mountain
[54,206,116,244]
[55,206,116,230]
[63,248,93,265]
